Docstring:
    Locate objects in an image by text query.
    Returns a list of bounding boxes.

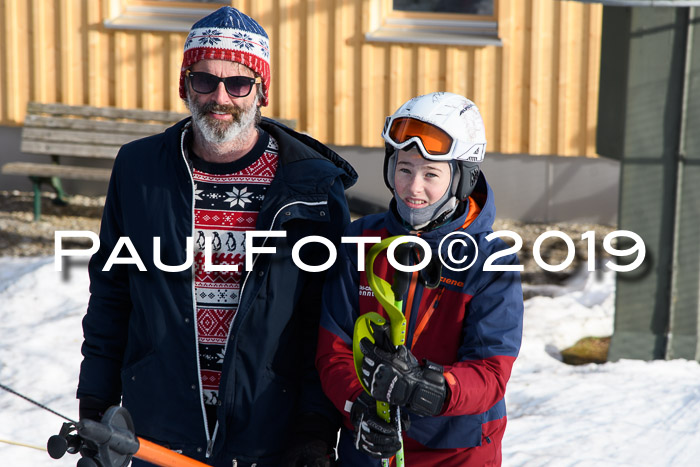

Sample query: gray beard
[188,96,258,146]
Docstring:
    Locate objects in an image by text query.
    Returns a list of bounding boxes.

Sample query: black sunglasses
[186,70,261,97]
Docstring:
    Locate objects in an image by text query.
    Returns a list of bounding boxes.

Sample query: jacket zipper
[402,271,420,348]
[215,200,326,460]
[210,196,327,457]
[179,127,214,458]
[224,200,328,343]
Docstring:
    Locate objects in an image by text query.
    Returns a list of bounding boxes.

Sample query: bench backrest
[21,102,189,159]
[21,102,297,160]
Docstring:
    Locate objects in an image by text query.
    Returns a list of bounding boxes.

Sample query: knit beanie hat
[179,6,270,106]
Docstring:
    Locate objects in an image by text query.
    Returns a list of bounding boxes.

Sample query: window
[148,0,228,3]
[393,0,494,16]
[104,1,228,32]
[366,0,500,46]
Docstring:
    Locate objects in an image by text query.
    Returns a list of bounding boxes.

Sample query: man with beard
[76,6,357,467]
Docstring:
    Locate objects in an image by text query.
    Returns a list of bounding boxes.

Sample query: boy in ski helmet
[317,92,524,466]
[382,92,486,229]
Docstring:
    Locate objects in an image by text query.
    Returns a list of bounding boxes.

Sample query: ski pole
[0,382,209,467]
[48,405,210,467]
[353,236,413,467]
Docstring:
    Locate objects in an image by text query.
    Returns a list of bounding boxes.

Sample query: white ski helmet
[381,92,487,201]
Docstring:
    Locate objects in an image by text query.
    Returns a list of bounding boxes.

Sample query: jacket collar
[259,118,357,190]
[167,116,358,192]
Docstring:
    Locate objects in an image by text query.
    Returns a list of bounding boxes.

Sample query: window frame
[366,0,501,47]
[104,0,228,32]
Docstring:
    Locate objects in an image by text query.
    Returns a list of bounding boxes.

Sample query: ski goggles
[382,116,455,159]
[186,70,261,98]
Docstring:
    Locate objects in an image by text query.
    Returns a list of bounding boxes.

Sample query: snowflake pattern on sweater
[191,132,279,411]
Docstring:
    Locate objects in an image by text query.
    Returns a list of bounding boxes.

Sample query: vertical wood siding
[0,0,602,156]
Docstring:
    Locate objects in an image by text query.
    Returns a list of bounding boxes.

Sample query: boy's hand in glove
[350,392,402,459]
[360,338,447,417]
[284,439,332,467]
[284,412,338,467]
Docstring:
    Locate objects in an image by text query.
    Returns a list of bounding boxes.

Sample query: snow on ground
[505,273,700,467]
[0,257,699,466]
[0,257,88,467]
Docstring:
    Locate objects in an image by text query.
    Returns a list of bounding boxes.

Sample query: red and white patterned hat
[179,7,270,106]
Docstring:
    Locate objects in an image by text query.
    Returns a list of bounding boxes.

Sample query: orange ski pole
[134,438,209,467]
[48,406,211,467]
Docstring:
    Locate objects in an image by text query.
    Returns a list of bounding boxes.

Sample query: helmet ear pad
[455,162,480,201]
[383,143,396,192]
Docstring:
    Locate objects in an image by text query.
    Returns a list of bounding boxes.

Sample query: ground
[0,191,104,257]
[0,189,616,286]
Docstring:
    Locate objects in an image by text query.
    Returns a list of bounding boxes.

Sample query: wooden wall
[0,0,603,156]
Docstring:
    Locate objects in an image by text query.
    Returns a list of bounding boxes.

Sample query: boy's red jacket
[316,173,524,466]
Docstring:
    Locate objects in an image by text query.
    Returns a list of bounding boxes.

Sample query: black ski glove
[284,412,337,467]
[284,439,332,467]
[360,338,446,417]
[350,392,402,459]
[77,397,116,466]
[78,396,113,422]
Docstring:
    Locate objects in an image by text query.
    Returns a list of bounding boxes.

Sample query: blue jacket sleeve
[316,222,366,422]
[443,236,524,416]
[77,152,132,405]
[295,176,350,434]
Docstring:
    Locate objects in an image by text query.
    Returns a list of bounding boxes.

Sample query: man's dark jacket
[77,117,357,466]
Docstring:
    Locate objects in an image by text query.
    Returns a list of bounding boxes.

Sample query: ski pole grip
[77,420,211,467]
[47,422,82,459]
[78,418,139,455]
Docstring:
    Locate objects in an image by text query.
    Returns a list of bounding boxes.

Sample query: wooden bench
[1,102,189,220]
[2,102,295,220]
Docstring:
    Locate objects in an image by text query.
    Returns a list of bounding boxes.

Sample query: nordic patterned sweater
[190,131,279,430]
